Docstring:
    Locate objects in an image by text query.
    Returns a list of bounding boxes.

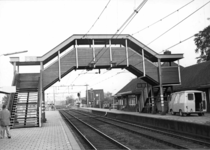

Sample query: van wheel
[170,109,174,115]
[198,113,202,116]
[179,110,183,116]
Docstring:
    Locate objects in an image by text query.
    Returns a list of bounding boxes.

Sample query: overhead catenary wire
[87,34,196,88]
[92,0,148,64]
[100,0,196,68]
[113,0,148,36]
[131,0,194,36]
[147,0,210,45]
[88,59,156,89]
[89,70,131,88]
[74,0,112,80]
[80,0,148,81]
[73,0,112,79]
[82,0,112,39]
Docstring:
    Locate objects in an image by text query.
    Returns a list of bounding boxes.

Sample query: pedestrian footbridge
[8,34,183,128]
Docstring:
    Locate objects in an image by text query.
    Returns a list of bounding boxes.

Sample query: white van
[169,90,207,116]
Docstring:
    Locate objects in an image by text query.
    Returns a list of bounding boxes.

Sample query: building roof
[174,60,210,91]
[116,78,147,96]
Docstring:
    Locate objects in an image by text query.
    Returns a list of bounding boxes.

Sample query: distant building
[87,89,104,108]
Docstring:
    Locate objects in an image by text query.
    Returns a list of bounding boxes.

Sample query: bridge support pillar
[158,59,166,115]
[39,61,46,126]
[151,87,155,114]
[42,91,46,123]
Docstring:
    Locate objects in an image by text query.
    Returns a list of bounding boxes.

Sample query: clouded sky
[0,0,210,100]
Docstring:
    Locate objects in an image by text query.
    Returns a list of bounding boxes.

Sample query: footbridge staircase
[8,34,183,127]
[8,73,40,128]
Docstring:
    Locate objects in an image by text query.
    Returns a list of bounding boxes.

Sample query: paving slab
[0,111,81,150]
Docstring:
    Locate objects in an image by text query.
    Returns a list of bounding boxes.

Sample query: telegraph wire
[147,0,210,45]
[82,0,112,39]
[159,34,195,53]
[131,0,194,36]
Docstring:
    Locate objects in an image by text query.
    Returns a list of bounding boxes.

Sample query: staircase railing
[7,73,18,112]
[37,77,41,127]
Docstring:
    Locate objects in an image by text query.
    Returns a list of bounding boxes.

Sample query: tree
[66,95,75,105]
[194,25,210,63]
[2,95,9,106]
[103,92,113,104]
[104,92,112,99]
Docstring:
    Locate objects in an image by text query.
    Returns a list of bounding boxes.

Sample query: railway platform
[0,111,81,150]
[79,107,210,125]
[79,107,210,139]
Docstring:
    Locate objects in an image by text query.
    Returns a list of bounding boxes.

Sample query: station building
[115,78,149,112]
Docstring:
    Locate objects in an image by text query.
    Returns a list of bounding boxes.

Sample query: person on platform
[0,105,11,139]
[0,107,3,139]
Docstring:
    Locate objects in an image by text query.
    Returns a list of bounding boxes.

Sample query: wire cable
[92,0,148,65]
[159,34,195,53]
[147,0,210,45]
[82,0,112,39]
[131,0,194,36]
[114,0,148,36]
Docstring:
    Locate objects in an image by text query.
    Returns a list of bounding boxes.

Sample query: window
[188,93,194,100]
[170,94,176,102]
[128,96,136,106]
[118,99,123,105]
[179,93,185,103]
[202,92,206,100]
[174,94,180,104]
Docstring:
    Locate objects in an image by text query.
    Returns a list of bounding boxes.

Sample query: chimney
[164,50,171,55]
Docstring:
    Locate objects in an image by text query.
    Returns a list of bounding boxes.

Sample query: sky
[0,0,210,101]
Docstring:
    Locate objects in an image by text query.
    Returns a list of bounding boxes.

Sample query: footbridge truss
[9,34,183,127]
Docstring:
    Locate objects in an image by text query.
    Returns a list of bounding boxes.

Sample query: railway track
[60,110,130,150]
[65,109,210,150]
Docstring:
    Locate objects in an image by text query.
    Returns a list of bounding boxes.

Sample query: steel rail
[59,110,97,150]
[61,110,130,150]
[71,109,210,149]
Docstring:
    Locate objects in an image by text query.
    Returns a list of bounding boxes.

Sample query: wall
[90,110,210,139]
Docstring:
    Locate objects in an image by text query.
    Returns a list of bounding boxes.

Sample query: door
[173,93,180,112]
[187,93,195,112]
[195,92,202,111]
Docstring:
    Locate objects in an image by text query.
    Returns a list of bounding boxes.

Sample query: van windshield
[188,93,194,100]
